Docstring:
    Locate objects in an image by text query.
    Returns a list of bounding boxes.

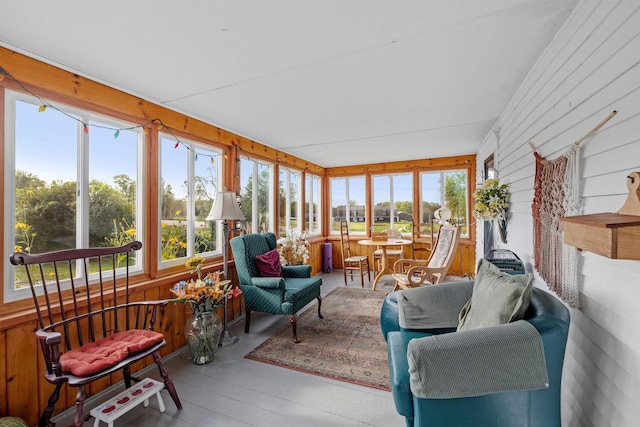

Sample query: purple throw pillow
[255,249,283,277]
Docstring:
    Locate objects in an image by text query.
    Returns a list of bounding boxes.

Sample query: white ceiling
[0,0,578,168]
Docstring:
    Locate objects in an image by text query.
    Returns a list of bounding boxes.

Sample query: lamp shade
[206,191,245,221]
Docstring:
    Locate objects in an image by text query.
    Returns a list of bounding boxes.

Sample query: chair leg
[245,310,252,333]
[317,296,324,319]
[71,385,87,427]
[343,266,348,286]
[153,351,182,410]
[39,383,63,427]
[123,365,132,389]
[289,314,300,343]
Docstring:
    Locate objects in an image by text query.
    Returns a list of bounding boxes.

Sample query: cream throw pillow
[457,259,533,331]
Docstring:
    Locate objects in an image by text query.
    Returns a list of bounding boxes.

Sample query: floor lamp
[206,191,245,346]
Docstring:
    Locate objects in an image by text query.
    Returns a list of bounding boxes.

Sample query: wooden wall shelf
[562,213,640,260]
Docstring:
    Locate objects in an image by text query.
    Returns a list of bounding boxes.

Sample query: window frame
[4,89,145,302]
[158,133,224,269]
[239,155,275,234]
[305,172,322,236]
[278,166,302,237]
[371,172,413,234]
[419,169,469,238]
[329,175,367,235]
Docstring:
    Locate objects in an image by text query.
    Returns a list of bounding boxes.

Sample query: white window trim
[419,169,469,237]
[371,172,413,231]
[241,156,275,234]
[4,90,145,302]
[279,167,303,236]
[305,173,322,236]
[157,135,223,270]
[330,176,366,235]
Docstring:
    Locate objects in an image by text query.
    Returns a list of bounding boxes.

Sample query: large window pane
[89,119,139,248]
[305,173,321,236]
[239,157,273,234]
[420,170,468,237]
[329,176,366,234]
[193,148,221,255]
[372,173,412,234]
[278,167,301,236]
[160,137,188,260]
[14,99,77,254]
[159,135,222,264]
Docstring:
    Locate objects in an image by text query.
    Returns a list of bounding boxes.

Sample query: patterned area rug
[245,287,390,390]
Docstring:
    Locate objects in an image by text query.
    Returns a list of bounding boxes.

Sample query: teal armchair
[230,232,323,343]
[381,282,570,427]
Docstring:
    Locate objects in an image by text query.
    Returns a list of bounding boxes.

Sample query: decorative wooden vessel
[561,213,640,260]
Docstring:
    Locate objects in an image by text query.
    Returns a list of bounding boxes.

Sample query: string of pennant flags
[0,65,233,164]
[0,65,321,175]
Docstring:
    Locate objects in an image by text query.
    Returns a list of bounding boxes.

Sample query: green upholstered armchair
[230,232,323,343]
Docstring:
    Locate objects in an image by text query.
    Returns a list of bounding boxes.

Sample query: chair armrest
[393,258,428,273]
[407,320,548,399]
[282,265,312,278]
[36,329,63,376]
[387,331,432,419]
[251,277,285,289]
[36,329,62,346]
[128,299,169,308]
[397,281,473,329]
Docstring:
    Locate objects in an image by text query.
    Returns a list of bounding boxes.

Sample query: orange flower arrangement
[170,257,242,314]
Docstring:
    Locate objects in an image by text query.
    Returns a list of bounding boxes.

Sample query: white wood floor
[53,271,404,427]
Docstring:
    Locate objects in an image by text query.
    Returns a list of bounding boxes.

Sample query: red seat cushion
[60,330,164,376]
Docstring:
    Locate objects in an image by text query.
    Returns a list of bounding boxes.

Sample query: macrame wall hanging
[529,110,617,308]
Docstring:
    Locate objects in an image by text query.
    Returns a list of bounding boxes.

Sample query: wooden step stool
[90,378,165,427]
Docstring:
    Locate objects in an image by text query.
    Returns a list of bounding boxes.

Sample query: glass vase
[184,311,222,365]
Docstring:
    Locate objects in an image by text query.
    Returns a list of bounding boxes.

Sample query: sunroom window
[305,173,322,236]
[419,170,468,237]
[239,156,274,234]
[159,134,223,266]
[4,90,143,301]
[278,167,302,236]
[329,176,366,234]
[371,173,413,235]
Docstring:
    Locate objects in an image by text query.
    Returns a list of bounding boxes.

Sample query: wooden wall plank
[0,329,6,416]
[6,323,39,423]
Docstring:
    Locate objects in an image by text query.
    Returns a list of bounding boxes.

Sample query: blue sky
[16,99,137,186]
[15,99,224,201]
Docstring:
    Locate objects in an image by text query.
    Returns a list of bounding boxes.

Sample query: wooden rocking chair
[9,241,182,427]
[391,224,461,291]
